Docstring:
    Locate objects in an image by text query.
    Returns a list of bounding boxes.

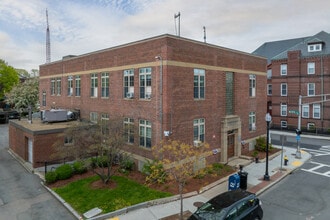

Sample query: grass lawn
[53,175,172,214]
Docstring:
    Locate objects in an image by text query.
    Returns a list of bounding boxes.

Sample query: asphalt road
[260,132,330,219]
[0,123,76,220]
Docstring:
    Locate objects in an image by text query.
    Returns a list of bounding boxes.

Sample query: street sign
[289,110,299,115]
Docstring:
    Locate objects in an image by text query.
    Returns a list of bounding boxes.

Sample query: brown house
[10,34,267,169]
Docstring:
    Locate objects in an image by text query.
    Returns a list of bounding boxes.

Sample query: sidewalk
[91,145,311,220]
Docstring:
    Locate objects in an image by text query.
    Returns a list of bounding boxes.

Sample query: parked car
[7,110,20,119]
[188,189,263,220]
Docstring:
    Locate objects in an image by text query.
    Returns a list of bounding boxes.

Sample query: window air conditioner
[194,140,202,147]
[127,92,134,99]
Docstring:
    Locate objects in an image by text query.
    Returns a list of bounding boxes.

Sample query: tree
[0,59,19,100]
[151,140,209,220]
[5,77,39,113]
[90,118,127,184]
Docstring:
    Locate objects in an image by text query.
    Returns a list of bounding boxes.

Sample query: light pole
[264,113,272,181]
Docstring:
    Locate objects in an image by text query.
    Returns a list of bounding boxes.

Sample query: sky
[1,0,330,72]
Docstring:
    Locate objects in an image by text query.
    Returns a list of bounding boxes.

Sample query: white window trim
[302,105,309,118]
[313,104,321,119]
[267,84,272,96]
[280,64,287,76]
[307,62,315,75]
[307,83,315,96]
[281,120,287,128]
[281,103,287,116]
[281,83,287,96]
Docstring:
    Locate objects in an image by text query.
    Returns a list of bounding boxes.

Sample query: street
[259,131,330,219]
[0,123,76,220]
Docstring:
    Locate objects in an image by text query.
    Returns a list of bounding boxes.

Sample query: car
[7,110,20,119]
[188,189,263,220]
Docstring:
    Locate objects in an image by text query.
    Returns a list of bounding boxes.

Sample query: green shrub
[143,160,167,185]
[55,164,73,180]
[119,155,135,173]
[72,160,87,174]
[255,136,273,152]
[45,171,58,184]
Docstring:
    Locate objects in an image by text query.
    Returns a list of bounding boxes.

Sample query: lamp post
[264,113,272,181]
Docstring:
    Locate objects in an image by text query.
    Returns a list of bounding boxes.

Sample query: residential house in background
[254,31,330,134]
[10,34,267,169]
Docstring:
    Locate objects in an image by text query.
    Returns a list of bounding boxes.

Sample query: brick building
[254,31,330,133]
[10,34,267,169]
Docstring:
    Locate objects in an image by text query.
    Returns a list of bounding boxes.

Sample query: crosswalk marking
[302,161,330,178]
[301,145,330,156]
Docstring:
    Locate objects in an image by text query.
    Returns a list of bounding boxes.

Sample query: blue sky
[1,0,330,72]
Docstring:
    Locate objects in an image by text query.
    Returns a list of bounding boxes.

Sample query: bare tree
[151,140,209,220]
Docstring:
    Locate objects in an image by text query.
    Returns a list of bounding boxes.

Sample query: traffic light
[295,129,302,135]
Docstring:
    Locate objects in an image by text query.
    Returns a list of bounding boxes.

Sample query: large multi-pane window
[281,83,287,96]
[124,69,134,98]
[139,119,151,148]
[249,74,256,97]
[139,68,152,99]
[91,73,98,97]
[101,72,109,98]
[42,91,46,106]
[194,69,205,99]
[225,72,234,115]
[249,112,256,131]
[313,104,320,119]
[280,64,287,75]
[307,83,315,96]
[281,103,287,116]
[67,76,73,96]
[56,77,61,95]
[50,78,56,95]
[193,118,205,142]
[124,118,134,144]
[307,62,315,74]
[101,113,109,134]
[75,76,81,96]
[302,105,309,118]
[90,112,98,123]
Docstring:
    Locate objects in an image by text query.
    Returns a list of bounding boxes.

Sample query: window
[267,84,272,96]
[226,207,238,220]
[101,72,109,98]
[101,113,109,134]
[307,123,315,131]
[56,77,61,95]
[249,112,256,131]
[75,76,81,96]
[307,83,315,96]
[307,62,315,74]
[193,118,205,142]
[64,136,73,145]
[90,112,98,123]
[281,103,287,116]
[124,118,134,144]
[124,69,134,98]
[194,69,205,99]
[281,83,287,96]
[249,74,256,97]
[302,105,309,118]
[267,69,272,79]
[90,73,98,97]
[139,68,152,99]
[42,91,46,106]
[50,78,55,95]
[308,44,322,52]
[67,76,73,96]
[139,119,151,148]
[313,104,320,119]
[281,120,287,128]
[280,64,287,75]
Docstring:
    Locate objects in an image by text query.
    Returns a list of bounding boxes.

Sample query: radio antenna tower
[46,9,51,63]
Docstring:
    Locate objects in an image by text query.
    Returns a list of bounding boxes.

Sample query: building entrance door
[227,132,235,158]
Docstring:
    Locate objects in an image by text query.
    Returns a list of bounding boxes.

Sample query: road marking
[292,160,302,167]
[302,161,330,178]
[301,146,330,157]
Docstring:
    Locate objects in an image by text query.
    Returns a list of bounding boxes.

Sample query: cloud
[1,0,330,71]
